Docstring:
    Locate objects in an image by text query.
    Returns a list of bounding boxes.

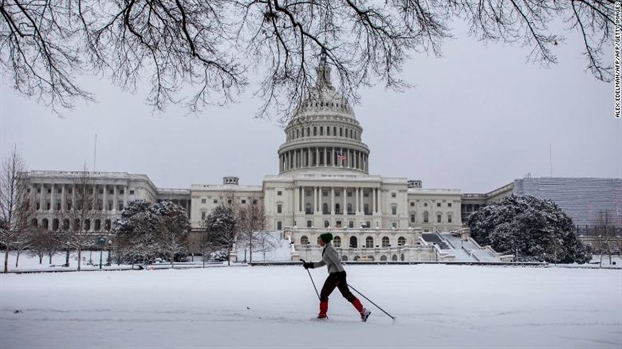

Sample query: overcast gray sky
[1,23,619,194]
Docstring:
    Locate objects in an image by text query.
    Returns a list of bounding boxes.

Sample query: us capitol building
[24,59,621,262]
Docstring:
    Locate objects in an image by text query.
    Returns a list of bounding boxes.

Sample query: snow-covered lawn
[1,259,620,349]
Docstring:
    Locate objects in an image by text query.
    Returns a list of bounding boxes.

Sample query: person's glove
[302,261,314,269]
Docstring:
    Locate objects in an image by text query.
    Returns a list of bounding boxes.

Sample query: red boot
[318,301,328,319]
[351,297,364,313]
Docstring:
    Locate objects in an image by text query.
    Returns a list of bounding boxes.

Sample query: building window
[382,236,390,247]
[437,203,441,207]
[391,206,397,215]
[410,214,415,223]
[437,214,442,223]
[201,199,206,204]
[322,191,328,197]
[277,221,282,230]
[398,236,406,246]
[448,203,452,207]
[324,220,329,228]
[348,220,354,228]
[335,192,340,197]
[253,200,258,205]
[448,215,452,223]
[241,199,246,204]
[365,237,374,248]
[424,202,428,207]
[410,202,414,207]
[307,220,313,228]
[201,211,206,220]
[306,191,311,197]
[364,192,369,197]
[277,204,282,213]
[333,236,341,247]
[130,190,135,195]
[213,199,218,204]
[118,203,123,211]
[277,191,282,196]
[391,192,396,198]
[301,235,309,245]
[423,211,429,223]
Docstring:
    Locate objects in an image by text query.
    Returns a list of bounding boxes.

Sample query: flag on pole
[337,153,346,160]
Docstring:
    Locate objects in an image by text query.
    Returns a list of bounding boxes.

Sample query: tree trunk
[48,253,53,264]
[3,246,9,273]
[170,252,175,268]
[77,248,82,271]
[15,251,20,268]
[39,255,43,264]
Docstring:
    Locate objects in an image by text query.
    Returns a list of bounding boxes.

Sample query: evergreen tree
[205,206,236,266]
[467,195,590,263]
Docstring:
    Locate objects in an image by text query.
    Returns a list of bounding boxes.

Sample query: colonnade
[280,147,368,173]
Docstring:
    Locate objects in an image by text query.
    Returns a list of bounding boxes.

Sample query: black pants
[320,271,356,302]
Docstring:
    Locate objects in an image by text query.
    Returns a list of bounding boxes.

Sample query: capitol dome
[278,54,370,175]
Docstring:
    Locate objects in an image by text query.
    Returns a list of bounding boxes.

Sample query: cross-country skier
[303,232,371,322]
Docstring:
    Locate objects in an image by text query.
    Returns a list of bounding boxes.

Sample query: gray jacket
[313,243,345,274]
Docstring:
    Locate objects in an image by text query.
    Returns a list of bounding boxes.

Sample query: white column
[372,188,377,213]
[315,148,319,167]
[323,148,327,167]
[50,184,56,212]
[102,185,107,211]
[39,185,45,211]
[294,185,299,215]
[113,186,118,211]
[331,187,335,215]
[343,186,347,214]
[355,186,359,214]
[123,185,128,207]
[71,185,76,211]
[61,185,66,211]
[313,186,317,213]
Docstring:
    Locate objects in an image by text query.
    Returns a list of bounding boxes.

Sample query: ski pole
[301,259,320,300]
[348,284,395,320]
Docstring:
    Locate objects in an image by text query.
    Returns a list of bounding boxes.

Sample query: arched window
[327,127,331,136]
[391,205,397,215]
[335,203,341,214]
[382,236,390,247]
[296,129,300,138]
[73,219,80,231]
[364,203,369,215]
[341,255,348,262]
[349,236,358,248]
[398,236,406,246]
[105,219,111,231]
[333,127,336,135]
[301,235,309,245]
[305,203,312,214]
[350,129,353,138]
[365,236,374,248]
[277,203,282,213]
[353,255,360,261]
[84,219,91,231]
[340,128,343,137]
[324,220,330,228]
[320,127,323,136]
[333,236,341,247]
[94,219,101,231]
[380,255,387,261]
[63,219,70,231]
[314,127,317,136]
[52,219,59,231]
[42,218,49,230]
[322,203,329,214]
[347,203,353,214]
[392,254,398,261]
[437,212,442,223]
[423,211,429,223]
[307,127,310,136]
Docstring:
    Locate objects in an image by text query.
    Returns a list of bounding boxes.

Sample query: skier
[303,232,371,322]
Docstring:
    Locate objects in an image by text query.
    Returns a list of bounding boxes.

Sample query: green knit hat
[320,232,333,243]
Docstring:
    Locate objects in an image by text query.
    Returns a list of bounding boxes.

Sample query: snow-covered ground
[1,253,620,349]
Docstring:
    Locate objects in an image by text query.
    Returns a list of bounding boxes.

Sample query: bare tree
[29,228,64,265]
[595,211,617,267]
[1,1,613,118]
[235,195,268,263]
[59,167,104,271]
[0,146,35,273]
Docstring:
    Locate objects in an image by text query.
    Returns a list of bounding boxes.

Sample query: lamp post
[65,242,71,267]
[98,236,106,269]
